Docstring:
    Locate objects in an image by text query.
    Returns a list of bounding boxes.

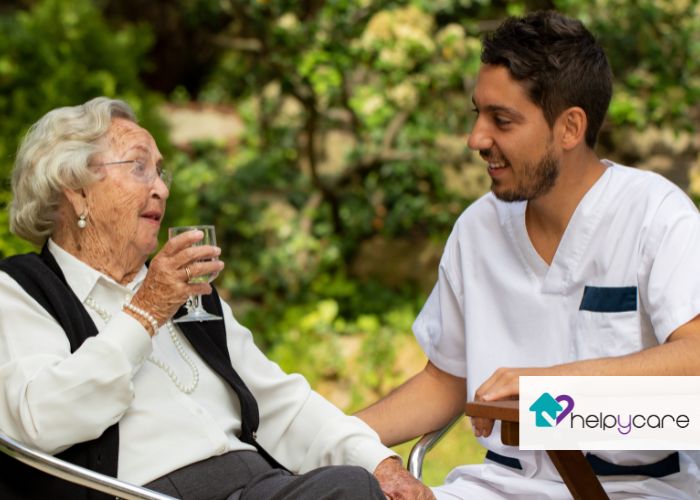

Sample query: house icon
[529,392,562,427]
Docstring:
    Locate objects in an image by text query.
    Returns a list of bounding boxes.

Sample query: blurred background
[1,0,699,484]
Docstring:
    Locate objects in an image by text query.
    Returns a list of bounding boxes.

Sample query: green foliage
[0,0,167,257]
[249,275,423,406]
[175,0,700,335]
[170,2,483,353]
[557,0,700,130]
[0,191,33,256]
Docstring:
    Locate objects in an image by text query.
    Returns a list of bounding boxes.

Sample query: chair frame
[0,431,177,500]
[406,415,461,482]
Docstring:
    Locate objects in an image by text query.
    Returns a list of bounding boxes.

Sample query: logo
[520,377,700,450]
[529,392,575,427]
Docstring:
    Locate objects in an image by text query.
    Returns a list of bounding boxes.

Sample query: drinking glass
[168,225,222,322]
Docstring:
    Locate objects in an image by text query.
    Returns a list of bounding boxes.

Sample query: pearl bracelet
[123,302,159,336]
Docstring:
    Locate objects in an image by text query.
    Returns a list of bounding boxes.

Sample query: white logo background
[519,376,700,450]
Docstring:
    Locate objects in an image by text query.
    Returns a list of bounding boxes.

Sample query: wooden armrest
[464,400,519,421]
[465,400,519,445]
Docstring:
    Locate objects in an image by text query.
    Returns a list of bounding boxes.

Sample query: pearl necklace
[84,296,200,394]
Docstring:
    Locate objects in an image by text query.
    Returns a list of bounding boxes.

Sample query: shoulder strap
[177,291,288,471]
[0,245,98,350]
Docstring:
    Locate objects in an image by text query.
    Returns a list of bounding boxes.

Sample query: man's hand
[471,366,554,438]
[373,456,435,500]
[470,316,700,437]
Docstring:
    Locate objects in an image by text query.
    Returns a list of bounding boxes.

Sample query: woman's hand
[374,457,435,500]
[129,229,224,331]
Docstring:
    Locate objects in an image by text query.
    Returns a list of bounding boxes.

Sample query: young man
[358,10,700,499]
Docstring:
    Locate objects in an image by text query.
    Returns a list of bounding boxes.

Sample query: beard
[491,148,560,202]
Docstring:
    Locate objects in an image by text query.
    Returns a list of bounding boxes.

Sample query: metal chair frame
[406,415,461,482]
[0,431,177,500]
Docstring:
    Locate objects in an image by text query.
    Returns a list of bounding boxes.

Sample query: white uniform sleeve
[639,191,700,341]
[412,228,467,378]
[0,272,152,453]
[221,301,396,474]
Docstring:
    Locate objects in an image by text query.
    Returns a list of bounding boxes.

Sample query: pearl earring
[77,213,87,229]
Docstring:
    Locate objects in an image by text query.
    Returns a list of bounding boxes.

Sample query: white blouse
[0,240,394,485]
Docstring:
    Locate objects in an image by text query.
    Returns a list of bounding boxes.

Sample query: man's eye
[494,116,511,127]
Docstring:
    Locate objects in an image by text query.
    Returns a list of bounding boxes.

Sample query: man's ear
[558,107,588,151]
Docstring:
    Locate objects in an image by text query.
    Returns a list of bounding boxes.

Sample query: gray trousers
[144,450,386,500]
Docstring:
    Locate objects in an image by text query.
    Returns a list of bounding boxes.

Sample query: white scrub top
[415,162,700,499]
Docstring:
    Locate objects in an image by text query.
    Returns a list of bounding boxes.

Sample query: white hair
[10,97,136,245]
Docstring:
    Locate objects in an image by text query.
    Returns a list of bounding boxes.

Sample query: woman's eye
[132,160,148,174]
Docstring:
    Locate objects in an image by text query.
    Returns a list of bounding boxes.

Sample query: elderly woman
[0,98,430,500]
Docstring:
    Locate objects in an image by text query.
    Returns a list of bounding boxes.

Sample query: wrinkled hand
[373,457,435,500]
[471,367,554,438]
[130,229,224,329]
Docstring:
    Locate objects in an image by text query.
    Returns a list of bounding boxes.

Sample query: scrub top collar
[503,162,614,295]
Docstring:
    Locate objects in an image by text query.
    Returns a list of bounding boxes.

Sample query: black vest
[0,246,283,500]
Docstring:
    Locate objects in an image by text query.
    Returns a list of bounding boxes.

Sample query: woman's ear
[558,107,588,151]
[61,187,88,216]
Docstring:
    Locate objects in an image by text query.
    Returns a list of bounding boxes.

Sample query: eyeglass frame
[90,159,172,188]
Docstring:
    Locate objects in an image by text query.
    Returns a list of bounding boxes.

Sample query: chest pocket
[580,286,637,312]
[574,286,642,358]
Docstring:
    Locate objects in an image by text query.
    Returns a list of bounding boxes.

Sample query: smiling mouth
[485,156,509,173]
[480,149,508,171]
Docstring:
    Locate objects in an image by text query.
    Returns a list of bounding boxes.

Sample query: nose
[467,117,493,151]
[152,175,170,200]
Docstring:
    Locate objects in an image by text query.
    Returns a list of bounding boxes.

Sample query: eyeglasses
[91,159,172,188]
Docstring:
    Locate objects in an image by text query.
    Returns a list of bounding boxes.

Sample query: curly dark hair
[482,11,612,148]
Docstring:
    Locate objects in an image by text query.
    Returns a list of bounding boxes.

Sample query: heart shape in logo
[555,394,575,425]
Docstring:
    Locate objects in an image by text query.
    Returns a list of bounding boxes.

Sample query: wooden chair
[408,400,609,500]
[0,430,176,500]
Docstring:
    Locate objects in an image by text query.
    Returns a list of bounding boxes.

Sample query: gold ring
[184,265,192,282]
